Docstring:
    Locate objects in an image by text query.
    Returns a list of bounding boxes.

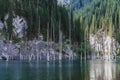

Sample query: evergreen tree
[90,15,95,34]
[108,17,114,36]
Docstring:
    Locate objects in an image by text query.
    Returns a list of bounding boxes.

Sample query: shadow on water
[0,60,120,80]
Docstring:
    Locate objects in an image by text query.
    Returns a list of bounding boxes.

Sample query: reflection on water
[59,61,62,80]
[0,61,81,80]
[90,60,116,80]
[1,60,120,80]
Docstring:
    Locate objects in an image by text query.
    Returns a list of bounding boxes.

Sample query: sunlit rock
[89,30,119,60]
[0,21,4,29]
[57,0,64,5]
[57,0,70,5]
[4,14,9,21]
[13,15,28,38]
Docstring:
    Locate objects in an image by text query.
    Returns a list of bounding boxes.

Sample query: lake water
[0,60,120,80]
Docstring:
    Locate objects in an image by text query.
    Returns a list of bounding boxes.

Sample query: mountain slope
[0,0,69,41]
[78,0,120,44]
[65,0,92,12]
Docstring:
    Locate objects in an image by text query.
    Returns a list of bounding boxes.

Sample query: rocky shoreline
[0,38,77,61]
[89,30,119,60]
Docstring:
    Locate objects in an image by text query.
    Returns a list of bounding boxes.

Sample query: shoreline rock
[89,30,119,60]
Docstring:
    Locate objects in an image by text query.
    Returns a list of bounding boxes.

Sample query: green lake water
[0,60,120,80]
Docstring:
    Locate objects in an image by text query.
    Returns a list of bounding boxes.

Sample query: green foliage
[70,0,120,56]
[13,38,21,44]
[2,0,120,57]
[117,48,120,56]
[85,25,89,40]
[73,0,120,43]
[90,15,95,34]
[78,42,92,56]
[108,17,114,36]
[0,0,69,42]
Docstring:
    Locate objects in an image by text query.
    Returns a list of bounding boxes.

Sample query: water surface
[0,60,120,80]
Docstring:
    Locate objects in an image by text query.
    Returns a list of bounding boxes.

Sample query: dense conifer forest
[1,0,120,56]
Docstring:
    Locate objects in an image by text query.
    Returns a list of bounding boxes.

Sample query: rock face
[0,14,28,60]
[0,21,4,29]
[0,14,77,61]
[0,35,77,61]
[13,16,28,38]
[0,39,19,60]
[64,44,77,60]
[0,14,28,38]
[89,30,119,60]
[57,0,70,5]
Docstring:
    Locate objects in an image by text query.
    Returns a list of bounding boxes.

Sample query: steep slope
[74,0,120,40]
[67,0,120,58]
[71,0,92,10]
[65,0,92,12]
[0,0,69,42]
[82,0,120,59]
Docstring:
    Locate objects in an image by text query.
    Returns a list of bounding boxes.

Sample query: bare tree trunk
[81,44,82,60]
[59,20,62,61]
[59,31,62,61]
[84,31,86,60]
[36,40,39,62]
[47,23,50,61]
[53,21,55,61]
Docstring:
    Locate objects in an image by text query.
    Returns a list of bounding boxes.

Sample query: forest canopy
[0,0,70,42]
